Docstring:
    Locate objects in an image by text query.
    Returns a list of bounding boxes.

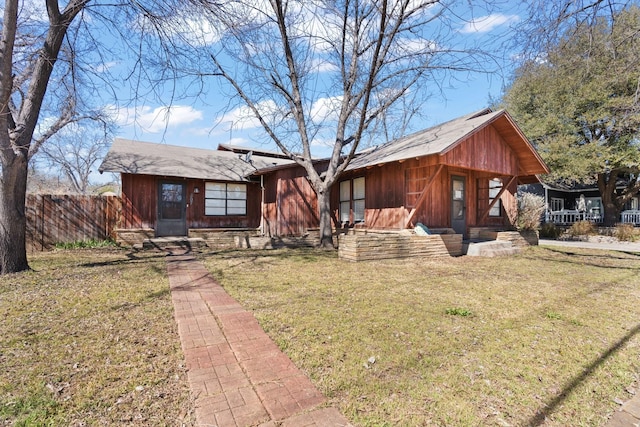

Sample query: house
[99,108,549,248]
[521,182,640,226]
[98,138,294,244]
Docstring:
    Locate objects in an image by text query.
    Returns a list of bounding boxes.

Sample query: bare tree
[0,0,194,273]
[37,122,113,194]
[0,0,93,273]
[189,0,506,247]
[515,0,634,58]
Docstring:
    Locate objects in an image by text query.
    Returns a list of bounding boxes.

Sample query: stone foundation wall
[114,228,155,246]
[338,232,463,262]
[475,229,539,247]
[115,227,323,250]
[189,228,260,249]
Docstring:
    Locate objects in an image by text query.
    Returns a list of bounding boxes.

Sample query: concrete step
[464,240,521,257]
[140,237,208,250]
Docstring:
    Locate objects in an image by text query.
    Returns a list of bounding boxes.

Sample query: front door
[451,176,466,236]
[157,182,187,237]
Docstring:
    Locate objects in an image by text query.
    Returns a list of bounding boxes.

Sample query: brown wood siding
[335,157,519,232]
[120,173,262,230]
[121,173,156,228]
[334,167,407,230]
[260,167,319,236]
[262,174,278,236]
[441,125,518,175]
[243,123,526,235]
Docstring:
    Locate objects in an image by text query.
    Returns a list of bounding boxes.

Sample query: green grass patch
[445,307,473,317]
[0,249,193,426]
[54,238,118,250]
[545,311,562,320]
[201,246,640,426]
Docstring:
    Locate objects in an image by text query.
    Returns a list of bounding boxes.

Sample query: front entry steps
[140,237,207,251]
[463,239,521,257]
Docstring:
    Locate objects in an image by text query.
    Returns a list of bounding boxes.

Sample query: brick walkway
[166,252,352,427]
[604,395,640,427]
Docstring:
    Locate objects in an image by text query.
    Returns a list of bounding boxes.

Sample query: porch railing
[547,209,640,225]
[621,210,640,225]
[547,210,603,225]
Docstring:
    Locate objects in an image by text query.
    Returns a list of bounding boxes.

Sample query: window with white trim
[339,181,351,223]
[488,178,502,217]
[550,197,564,212]
[205,182,247,216]
[339,177,365,223]
[353,177,365,222]
[585,197,602,216]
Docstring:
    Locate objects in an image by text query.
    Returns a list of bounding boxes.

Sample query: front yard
[1,245,638,426]
[0,249,194,426]
[201,245,640,426]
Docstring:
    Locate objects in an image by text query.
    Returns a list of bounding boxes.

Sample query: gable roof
[345,109,549,179]
[98,138,293,181]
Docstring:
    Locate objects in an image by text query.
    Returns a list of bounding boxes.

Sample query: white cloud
[310,136,335,147]
[176,16,222,46]
[224,137,251,147]
[17,0,48,22]
[109,104,203,133]
[459,14,520,34]
[310,96,343,124]
[398,37,438,54]
[310,58,339,73]
[93,61,118,73]
[216,101,279,131]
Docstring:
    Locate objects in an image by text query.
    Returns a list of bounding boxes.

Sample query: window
[339,181,350,223]
[488,178,502,217]
[205,182,247,216]
[339,177,365,223]
[584,197,602,216]
[550,197,564,212]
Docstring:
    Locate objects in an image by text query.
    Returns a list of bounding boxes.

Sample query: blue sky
[106,2,523,159]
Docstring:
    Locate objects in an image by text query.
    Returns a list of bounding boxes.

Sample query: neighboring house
[99,108,549,243]
[521,182,640,226]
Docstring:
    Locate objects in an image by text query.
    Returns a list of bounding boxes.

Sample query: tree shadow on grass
[110,287,171,311]
[527,322,640,426]
[79,249,170,268]
[527,247,640,271]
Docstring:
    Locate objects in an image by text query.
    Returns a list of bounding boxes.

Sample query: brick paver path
[604,395,640,427]
[166,252,352,427]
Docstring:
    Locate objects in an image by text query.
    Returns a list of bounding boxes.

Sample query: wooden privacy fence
[26,194,121,250]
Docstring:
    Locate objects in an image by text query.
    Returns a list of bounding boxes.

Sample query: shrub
[539,222,562,239]
[567,221,597,237]
[517,193,546,231]
[614,223,638,241]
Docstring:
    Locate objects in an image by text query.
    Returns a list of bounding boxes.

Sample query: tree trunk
[316,186,335,249]
[0,155,30,273]
[598,172,621,227]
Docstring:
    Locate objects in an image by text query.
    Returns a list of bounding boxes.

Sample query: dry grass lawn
[2,244,638,426]
[201,245,640,426]
[0,249,194,426]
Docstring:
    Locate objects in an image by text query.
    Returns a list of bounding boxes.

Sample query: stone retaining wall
[338,232,463,262]
[477,230,539,247]
[114,228,155,246]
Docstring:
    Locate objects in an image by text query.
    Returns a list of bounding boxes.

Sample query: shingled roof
[346,109,548,178]
[98,138,293,181]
